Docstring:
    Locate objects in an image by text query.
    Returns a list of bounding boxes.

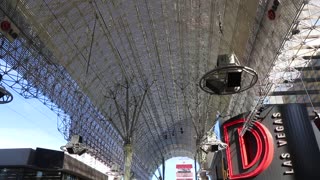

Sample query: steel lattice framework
[265,1,320,113]
[0,0,310,178]
[239,0,320,134]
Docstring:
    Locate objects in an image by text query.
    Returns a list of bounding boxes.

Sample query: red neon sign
[237,127,262,169]
[223,119,274,179]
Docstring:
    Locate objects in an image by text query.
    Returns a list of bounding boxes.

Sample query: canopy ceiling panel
[0,0,305,178]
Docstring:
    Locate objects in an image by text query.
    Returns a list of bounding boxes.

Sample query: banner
[176,164,193,180]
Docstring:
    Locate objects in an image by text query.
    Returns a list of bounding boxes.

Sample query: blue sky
[0,86,198,179]
[0,89,66,150]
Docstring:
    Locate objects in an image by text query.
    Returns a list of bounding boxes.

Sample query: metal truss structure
[268,0,320,97]
[0,32,134,172]
[0,0,314,179]
[240,0,320,134]
[0,2,131,177]
[268,0,320,112]
[226,0,307,117]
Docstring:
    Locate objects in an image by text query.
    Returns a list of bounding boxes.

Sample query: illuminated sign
[222,104,320,180]
[223,119,274,179]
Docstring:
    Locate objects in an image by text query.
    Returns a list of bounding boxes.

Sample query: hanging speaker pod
[60,135,87,156]
[199,54,258,95]
[0,86,13,104]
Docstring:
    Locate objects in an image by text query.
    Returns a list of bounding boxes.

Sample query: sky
[0,85,198,179]
[152,157,198,180]
[0,88,66,150]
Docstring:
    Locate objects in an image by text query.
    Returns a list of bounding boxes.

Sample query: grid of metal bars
[239,0,320,134]
[265,1,320,112]
[0,0,311,178]
[226,0,306,118]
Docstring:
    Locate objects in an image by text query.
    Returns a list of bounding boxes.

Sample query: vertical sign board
[222,104,320,180]
[176,164,193,180]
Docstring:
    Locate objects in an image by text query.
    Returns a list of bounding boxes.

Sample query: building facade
[0,148,108,180]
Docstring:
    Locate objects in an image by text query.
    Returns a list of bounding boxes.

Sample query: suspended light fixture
[268,0,280,20]
[199,53,258,95]
[60,135,87,156]
[0,74,13,104]
[0,17,19,42]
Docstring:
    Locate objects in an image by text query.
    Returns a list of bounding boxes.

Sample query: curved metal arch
[132,121,197,165]
[0,0,307,179]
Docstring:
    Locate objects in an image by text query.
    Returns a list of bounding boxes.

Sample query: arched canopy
[0,0,305,178]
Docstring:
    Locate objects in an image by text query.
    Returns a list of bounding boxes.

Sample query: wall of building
[0,148,108,180]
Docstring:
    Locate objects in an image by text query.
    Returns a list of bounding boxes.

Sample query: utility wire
[86,14,97,75]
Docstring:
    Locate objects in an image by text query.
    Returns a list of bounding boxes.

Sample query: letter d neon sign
[223,119,274,179]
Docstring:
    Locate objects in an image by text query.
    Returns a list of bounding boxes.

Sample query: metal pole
[194,154,198,180]
[162,157,165,180]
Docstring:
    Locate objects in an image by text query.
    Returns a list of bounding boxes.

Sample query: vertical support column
[162,157,165,180]
[124,143,133,180]
[194,154,198,180]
